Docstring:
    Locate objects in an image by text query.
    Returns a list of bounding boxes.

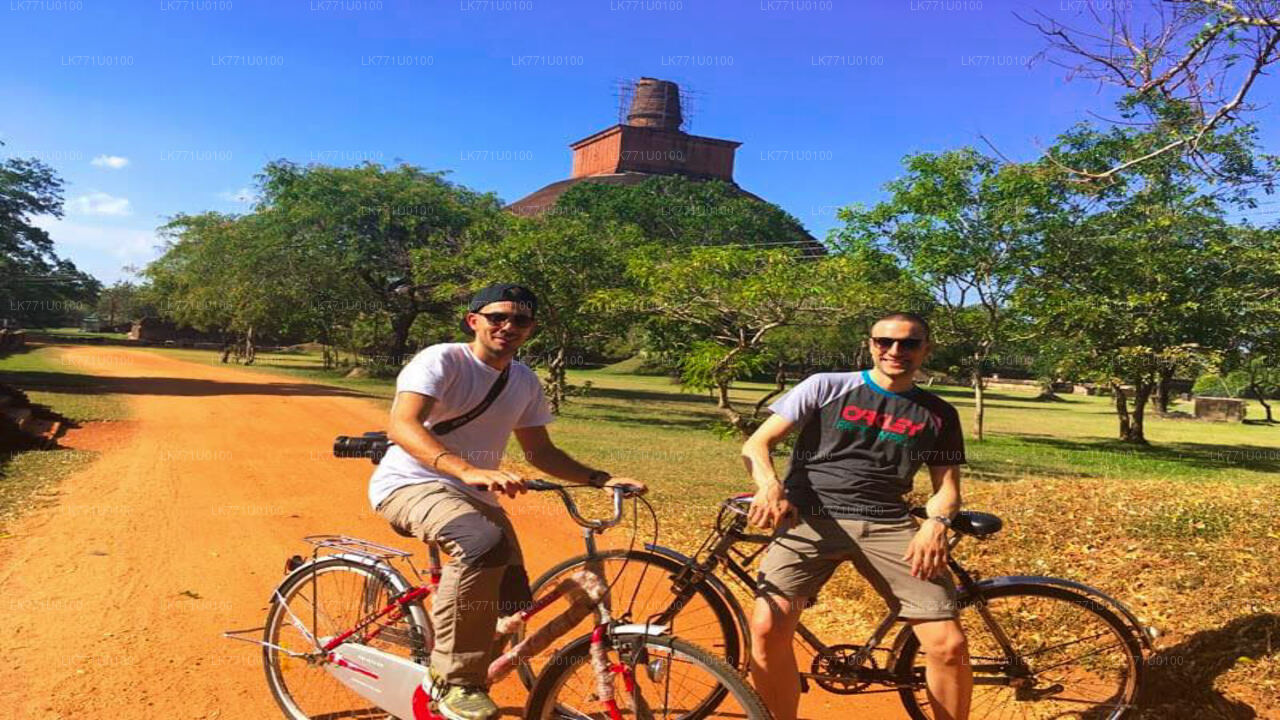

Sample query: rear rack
[302,534,414,560]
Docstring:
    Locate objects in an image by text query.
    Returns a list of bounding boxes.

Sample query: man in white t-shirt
[370,283,644,720]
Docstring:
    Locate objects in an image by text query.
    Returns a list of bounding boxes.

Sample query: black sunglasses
[477,311,535,329]
[871,336,924,351]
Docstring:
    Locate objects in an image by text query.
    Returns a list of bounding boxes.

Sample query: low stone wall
[1194,396,1247,423]
[984,378,1075,394]
[1071,383,1136,397]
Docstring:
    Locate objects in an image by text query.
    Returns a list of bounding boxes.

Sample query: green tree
[596,246,916,435]
[554,174,820,252]
[834,149,1044,441]
[256,161,502,363]
[148,212,323,362]
[1217,225,1280,421]
[96,280,154,327]
[0,151,99,328]
[1018,117,1261,443]
[456,214,644,413]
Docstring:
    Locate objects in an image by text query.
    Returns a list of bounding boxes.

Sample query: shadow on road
[1138,613,1280,719]
[0,369,376,399]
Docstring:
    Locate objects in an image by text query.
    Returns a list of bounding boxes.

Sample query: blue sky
[4,0,1278,284]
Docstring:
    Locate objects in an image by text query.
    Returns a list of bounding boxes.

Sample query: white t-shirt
[368,342,554,509]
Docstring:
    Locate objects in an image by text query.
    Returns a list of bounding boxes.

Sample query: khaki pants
[376,482,532,686]
[755,514,958,620]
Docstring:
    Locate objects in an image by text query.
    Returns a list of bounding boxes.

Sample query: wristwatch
[587,470,611,488]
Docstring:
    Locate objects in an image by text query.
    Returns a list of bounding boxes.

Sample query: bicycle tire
[891,582,1143,720]
[525,632,771,720]
[263,556,430,720]
[518,549,744,690]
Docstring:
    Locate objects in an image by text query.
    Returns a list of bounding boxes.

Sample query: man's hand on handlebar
[748,481,795,530]
[461,468,528,498]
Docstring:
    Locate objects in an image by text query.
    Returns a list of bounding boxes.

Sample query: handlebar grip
[526,479,562,492]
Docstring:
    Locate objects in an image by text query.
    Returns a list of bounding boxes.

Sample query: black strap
[431,364,510,436]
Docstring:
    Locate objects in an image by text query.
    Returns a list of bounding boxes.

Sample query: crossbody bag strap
[431,363,511,436]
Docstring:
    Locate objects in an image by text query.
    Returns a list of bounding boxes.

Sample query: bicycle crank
[809,643,876,694]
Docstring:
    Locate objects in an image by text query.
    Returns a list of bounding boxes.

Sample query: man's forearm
[924,478,961,519]
[742,439,782,490]
[389,419,476,480]
[524,445,599,484]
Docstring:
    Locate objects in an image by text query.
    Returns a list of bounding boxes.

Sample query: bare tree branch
[1022,0,1280,180]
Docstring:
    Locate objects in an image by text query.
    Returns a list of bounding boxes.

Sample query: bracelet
[431,450,457,469]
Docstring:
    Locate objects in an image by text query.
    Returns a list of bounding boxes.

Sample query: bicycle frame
[229,487,665,720]
[635,500,1152,695]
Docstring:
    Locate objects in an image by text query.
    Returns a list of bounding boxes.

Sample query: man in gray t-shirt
[741,312,972,720]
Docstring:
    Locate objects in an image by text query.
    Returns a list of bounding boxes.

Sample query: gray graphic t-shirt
[768,370,966,521]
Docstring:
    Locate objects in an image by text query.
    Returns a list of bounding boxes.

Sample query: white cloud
[33,217,162,284]
[218,187,254,203]
[70,191,132,217]
[91,155,130,169]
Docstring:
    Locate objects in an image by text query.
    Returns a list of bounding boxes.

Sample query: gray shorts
[755,514,958,620]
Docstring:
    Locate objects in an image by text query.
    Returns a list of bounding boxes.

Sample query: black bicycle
[518,492,1155,720]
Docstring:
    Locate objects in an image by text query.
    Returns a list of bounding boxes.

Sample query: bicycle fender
[643,543,753,651]
[970,575,1155,653]
[610,623,671,637]
[277,552,414,594]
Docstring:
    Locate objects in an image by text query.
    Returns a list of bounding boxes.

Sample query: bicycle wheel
[893,583,1143,720]
[525,632,770,720]
[518,550,743,689]
[263,557,430,720]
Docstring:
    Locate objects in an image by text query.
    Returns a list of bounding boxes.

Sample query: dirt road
[0,344,903,719]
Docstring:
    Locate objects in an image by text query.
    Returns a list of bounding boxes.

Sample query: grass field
[0,345,130,528]
[23,343,1280,716]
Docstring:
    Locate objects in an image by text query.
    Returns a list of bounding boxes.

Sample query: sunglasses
[477,311,535,329]
[871,336,925,351]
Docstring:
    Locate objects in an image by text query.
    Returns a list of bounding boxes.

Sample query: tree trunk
[714,384,753,438]
[853,344,869,371]
[716,378,733,410]
[970,367,986,442]
[1124,381,1151,444]
[545,345,567,415]
[390,309,418,367]
[752,361,787,419]
[321,322,333,370]
[1112,381,1132,441]
[244,325,256,366]
[1251,382,1274,422]
[1155,366,1174,415]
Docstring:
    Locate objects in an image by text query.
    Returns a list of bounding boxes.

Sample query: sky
[3,0,1279,285]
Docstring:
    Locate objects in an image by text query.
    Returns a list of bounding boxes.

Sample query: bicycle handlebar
[334,433,634,531]
[526,479,633,532]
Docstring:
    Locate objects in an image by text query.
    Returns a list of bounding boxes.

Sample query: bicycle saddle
[951,511,1002,537]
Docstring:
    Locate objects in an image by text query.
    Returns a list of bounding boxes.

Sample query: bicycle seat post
[428,542,443,585]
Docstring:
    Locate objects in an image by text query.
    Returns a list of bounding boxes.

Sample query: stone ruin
[1194,396,1247,423]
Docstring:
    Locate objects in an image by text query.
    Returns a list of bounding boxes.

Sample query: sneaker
[423,667,500,720]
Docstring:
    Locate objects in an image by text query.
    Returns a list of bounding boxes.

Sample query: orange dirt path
[0,344,904,719]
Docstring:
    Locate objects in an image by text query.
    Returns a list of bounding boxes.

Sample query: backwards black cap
[460,283,538,335]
